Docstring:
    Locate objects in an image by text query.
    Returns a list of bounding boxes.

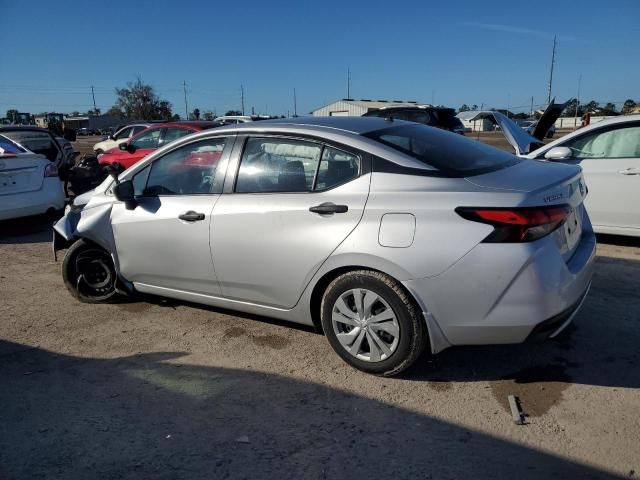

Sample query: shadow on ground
[0,340,623,479]
[0,214,58,245]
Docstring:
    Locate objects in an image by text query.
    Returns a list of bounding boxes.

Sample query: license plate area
[563,207,582,251]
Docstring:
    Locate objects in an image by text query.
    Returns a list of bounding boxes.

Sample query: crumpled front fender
[52,203,116,261]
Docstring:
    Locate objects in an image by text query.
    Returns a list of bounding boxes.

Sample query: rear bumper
[404,224,596,348]
[0,179,64,221]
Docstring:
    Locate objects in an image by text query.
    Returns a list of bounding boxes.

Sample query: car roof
[220,116,403,135]
[143,121,221,130]
[0,125,50,133]
[372,105,454,112]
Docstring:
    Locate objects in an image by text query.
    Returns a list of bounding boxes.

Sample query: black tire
[320,270,427,376]
[62,239,122,303]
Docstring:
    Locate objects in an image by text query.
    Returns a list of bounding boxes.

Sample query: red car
[97,121,221,170]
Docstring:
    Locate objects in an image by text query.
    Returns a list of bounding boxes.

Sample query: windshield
[363,123,519,175]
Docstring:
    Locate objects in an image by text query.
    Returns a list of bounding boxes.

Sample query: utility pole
[574,74,582,128]
[91,85,97,114]
[240,85,245,115]
[293,88,297,117]
[183,80,188,119]
[547,35,557,104]
[431,89,435,105]
[530,96,534,117]
[347,68,350,98]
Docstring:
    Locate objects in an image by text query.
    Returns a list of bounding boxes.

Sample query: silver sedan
[54,117,595,376]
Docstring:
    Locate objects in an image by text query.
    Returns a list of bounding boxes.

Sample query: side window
[130,128,161,149]
[131,125,147,135]
[114,127,133,140]
[315,147,360,190]
[132,164,151,196]
[563,125,640,159]
[235,138,322,193]
[162,127,194,145]
[142,138,227,196]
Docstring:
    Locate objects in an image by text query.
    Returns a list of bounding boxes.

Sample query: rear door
[550,122,640,231]
[211,135,370,308]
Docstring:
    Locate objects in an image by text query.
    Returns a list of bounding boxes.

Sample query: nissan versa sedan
[53,117,595,376]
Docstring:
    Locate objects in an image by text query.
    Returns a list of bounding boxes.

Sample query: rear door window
[162,127,195,145]
[130,128,162,149]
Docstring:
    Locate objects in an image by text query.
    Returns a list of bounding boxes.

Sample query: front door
[212,136,370,308]
[560,122,640,231]
[111,135,233,295]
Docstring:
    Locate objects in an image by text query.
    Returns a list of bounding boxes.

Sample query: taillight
[44,163,59,177]
[456,205,571,243]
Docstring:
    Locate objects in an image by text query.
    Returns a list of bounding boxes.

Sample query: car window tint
[314,147,360,190]
[163,127,194,145]
[0,134,27,153]
[235,138,321,193]
[564,125,640,159]
[114,127,133,140]
[2,130,60,162]
[143,138,226,196]
[131,129,161,149]
[407,111,431,124]
[365,123,518,175]
[132,164,151,196]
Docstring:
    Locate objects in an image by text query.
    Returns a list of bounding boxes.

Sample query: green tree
[5,109,19,123]
[600,103,618,116]
[622,99,637,114]
[106,106,125,119]
[190,108,201,120]
[458,104,470,113]
[113,77,174,120]
[225,110,242,116]
[470,104,478,111]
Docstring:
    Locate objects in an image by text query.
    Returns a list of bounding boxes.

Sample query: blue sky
[2,0,638,117]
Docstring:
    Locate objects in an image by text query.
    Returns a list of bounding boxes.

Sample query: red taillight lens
[456,205,571,242]
[44,163,59,177]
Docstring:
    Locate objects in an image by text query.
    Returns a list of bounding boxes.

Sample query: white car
[0,134,65,221]
[496,113,640,237]
[93,124,150,154]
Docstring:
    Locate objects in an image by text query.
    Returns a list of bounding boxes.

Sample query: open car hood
[493,98,571,155]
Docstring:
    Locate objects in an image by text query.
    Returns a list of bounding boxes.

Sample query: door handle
[618,168,640,175]
[179,211,205,222]
[309,202,348,214]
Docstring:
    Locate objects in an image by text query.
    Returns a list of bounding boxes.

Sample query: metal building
[311,99,421,117]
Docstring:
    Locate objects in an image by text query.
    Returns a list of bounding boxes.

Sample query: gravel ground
[0,214,638,479]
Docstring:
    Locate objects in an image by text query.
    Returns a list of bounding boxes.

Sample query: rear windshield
[363,123,519,175]
[0,134,28,154]
[432,109,463,128]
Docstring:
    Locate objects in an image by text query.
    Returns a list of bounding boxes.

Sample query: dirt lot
[1,212,639,479]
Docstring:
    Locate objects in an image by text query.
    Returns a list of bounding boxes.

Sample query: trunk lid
[493,98,571,154]
[466,159,588,259]
[0,153,47,195]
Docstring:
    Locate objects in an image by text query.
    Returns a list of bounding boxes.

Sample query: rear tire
[320,270,427,376]
[62,239,122,303]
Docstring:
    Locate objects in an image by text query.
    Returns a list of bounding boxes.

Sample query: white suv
[93,124,150,154]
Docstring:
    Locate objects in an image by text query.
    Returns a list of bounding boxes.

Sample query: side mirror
[113,180,137,210]
[119,142,129,151]
[544,146,572,161]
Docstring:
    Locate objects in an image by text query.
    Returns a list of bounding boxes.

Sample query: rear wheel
[320,270,427,376]
[62,239,122,303]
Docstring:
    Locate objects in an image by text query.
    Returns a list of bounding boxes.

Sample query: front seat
[277,160,307,192]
